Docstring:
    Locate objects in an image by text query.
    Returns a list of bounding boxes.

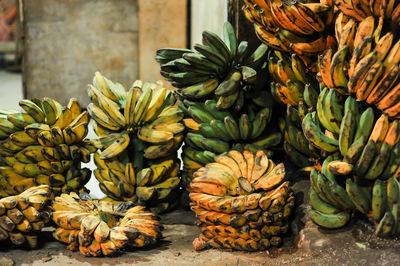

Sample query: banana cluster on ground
[242,0,335,71]
[88,72,183,213]
[0,97,93,196]
[310,156,400,236]
[180,100,281,188]
[155,22,272,111]
[335,0,400,22]
[52,192,163,256]
[190,150,294,251]
[318,14,400,118]
[0,185,52,248]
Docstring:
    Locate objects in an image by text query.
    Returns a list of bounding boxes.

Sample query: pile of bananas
[180,100,281,187]
[0,185,52,248]
[319,14,400,117]
[190,150,294,251]
[0,97,93,196]
[336,0,400,22]
[88,72,183,213]
[156,22,273,111]
[52,192,163,256]
[242,0,335,71]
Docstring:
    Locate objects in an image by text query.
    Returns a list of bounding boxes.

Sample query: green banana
[354,140,377,178]
[372,179,387,222]
[346,178,370,215]
[364,143,390,180]
[309,209,350,229]
[310,188,341,214]
[387,177,400,211]
[354,107,374,142]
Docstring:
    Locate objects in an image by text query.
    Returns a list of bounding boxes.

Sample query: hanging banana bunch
[335,0,400,23]
[0,185,52,248]
[88,72,184,213]
[318,13,400,118]
[242,0,336,71]
[52,192,163,256]
[155,22,273,111]
[179,100,281,188]
[190,150,294,251]
[0,97,94,197]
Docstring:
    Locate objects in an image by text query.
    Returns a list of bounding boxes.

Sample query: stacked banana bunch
[268,50,321,167]
[336,0,400,23]
[319,14,400,118]
[88,72,183,213]
[0,97,93,197]
[242,0,335,71]
[180,100,281,187]
[52,192,163,256]
[190,150,294,251]
[155,22,272,111]
[0,185,52,248]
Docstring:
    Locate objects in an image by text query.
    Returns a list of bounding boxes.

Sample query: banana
[215,71,241,97]
[353,107,374,142]
[224,116,241,141]
[133,87,153,124]
[339,97,357,156]
[372,179,387,222]
[367,64,400,105]
[19,99,45,123]
[331,46,349,88]
[356,61,385,101]
[387,177,400,211]
[382,143,400,179]
[364,143,390,180]
[87,103,120,131]
[369,114,389,149]
[99,132,130,160]
[346,178,370,215]
[310,188,341,214]
[309,209,350,229]
[7,113,36,129]
[354,139,377,177]
[302,112,339,152]
[348,36,373,79]
[375,211,395,237]
[343,136,367,164]
[348,51,378,93]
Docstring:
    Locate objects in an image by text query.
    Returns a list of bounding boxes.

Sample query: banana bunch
[180,100,282,187]
[190,150,294,251]
[279,104,321,168]
[0,185,52,248]
[335,0,400,23]
[155,22,272,111]
[88,72,184,212]
[0,97,94,197]
[94,153,180,214]
[52,192,163,256]
[242,0,335,71]
[269,50,320,107]
[319,15,400,118]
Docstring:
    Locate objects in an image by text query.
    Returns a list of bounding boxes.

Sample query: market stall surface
[0,179,399,266]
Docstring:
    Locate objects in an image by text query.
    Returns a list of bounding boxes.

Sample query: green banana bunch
[180,99,281,188]
[88,72,184,213]
[0,98,93,197]
[155,22,272,111]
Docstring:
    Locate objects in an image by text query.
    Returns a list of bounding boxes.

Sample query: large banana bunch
[242,0,335,71]
[335,0,400,23]
[88,72,184,213]
[155,22,272,111]
[0,98,93,197]
[319,14,400,118]
[190,150,294,251]
[52,192,163,256]
[180,100,281,187]
[0,185,52,248]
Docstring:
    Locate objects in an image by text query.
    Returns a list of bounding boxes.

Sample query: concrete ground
[0,71,399,265]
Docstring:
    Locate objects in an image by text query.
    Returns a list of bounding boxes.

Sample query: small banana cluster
[94,153,180,214]
[279,105,320,168]
[242,0,335,71]
[88,72,183,213]
[155,22,271,111]
[310,156,400,237]
[319,15,400,118]
[190,150,294,252]
[180,100,281,187]
[0,97,93,196]
[336,0,400,23]
[0,185,52,248]
[52,192,163,257]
